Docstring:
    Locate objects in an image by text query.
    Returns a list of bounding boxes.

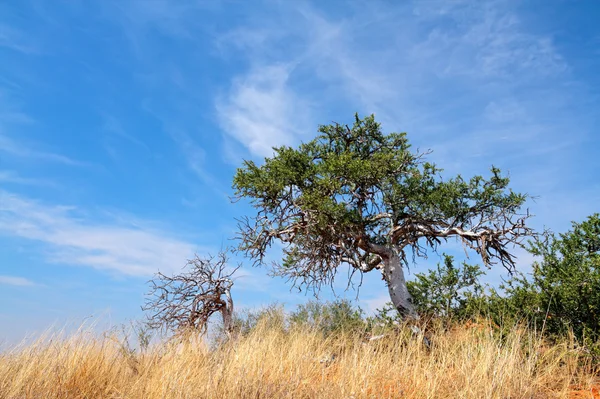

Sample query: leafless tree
[143,251,239,337]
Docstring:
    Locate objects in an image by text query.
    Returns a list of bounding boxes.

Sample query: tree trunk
[220,290,234,336]
[382,253,419,320]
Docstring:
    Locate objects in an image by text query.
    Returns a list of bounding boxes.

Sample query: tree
[143,251,239,336]
[507,214,600,346]
[233,114,532,319]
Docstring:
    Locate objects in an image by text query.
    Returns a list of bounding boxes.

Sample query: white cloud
[217,64,312,157]
[0,275,35,287]
[213,1,575,164]
[0,191,198,276]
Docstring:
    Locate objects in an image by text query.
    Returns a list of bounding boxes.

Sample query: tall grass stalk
[0,320,596,398]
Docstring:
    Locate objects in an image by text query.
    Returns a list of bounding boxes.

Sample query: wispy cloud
[101,114,150,152]
[0,275,35,287]
[216,64,312,158]
[232,268,272,293]
[0,134,87,166]
[168,129,209,183]
[211,1,597,241]
[0,191,199,276]
[0,23,38,54]
[109,0,212,41]
[204,0,599,296]
[102,0,217,67]
[0,170,54,186]
[213,1,581,168]
[0,88,35,125]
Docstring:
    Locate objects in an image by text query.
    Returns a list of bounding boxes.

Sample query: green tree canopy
[233,114,532,318]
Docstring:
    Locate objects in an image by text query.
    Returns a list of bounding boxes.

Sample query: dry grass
[0,320,597,398]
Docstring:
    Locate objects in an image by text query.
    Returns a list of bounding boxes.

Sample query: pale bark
[220,289,234,336]
[382,253,419,320]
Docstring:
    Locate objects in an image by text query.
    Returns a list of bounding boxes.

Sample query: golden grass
[0,320,597,398]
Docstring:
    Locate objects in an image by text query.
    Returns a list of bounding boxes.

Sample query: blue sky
[1,0,599,344]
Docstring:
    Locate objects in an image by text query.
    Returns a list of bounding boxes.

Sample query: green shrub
[289,299,365,335]
[229,304,287,336]
[406,254,487,320]
[506,214,600,354]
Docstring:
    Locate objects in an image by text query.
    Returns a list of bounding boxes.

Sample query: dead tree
[143,251,239,337]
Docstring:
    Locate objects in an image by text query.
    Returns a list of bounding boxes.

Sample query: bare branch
[142,251,239,336]
[391,211,533,272]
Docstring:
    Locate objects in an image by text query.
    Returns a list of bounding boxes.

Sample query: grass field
[1,320,598,398]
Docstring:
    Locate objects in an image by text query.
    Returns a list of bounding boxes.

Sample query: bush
[289,299,365,335]
[216,300,366,339]
[221,304,287,338]
[506,214,600,353]
[400,214,600,358]
[406,254,487,320]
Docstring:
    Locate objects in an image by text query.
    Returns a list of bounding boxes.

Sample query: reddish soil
[569,384,600,398]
